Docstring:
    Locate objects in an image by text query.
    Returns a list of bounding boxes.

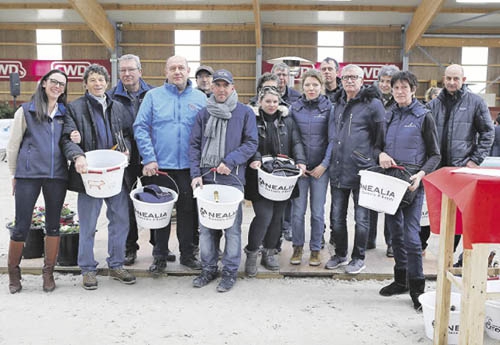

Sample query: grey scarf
[200,91,238,168]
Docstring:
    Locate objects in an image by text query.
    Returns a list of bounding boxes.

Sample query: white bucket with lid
[81,150,128,198]
[257,156,301,201]
[194,184,243,230]
[358,170,410,215]
[419,291,461,344]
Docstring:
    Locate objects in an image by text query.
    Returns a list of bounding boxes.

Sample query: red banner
[0,59,111,81]
[263,61,402,85]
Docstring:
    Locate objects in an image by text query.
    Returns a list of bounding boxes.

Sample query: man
[367,64,400,258]
[271,62,301,106]
[189,69,258,292]
[195,65,214,98]
[62,64,136,290]
[428,64,494,264]
[134,56,207,275]
[325,64,386,275]
[320,57,342,102]
[107,54,154,266]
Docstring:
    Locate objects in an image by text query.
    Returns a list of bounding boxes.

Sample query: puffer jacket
[61,93,132,193]
[244,105,306,201]
[428,86,494,166]
[282,86,301,106]
[189,102,258,188]
[134,80,207,169]
[290,94,333,170]
[328,86,386,189]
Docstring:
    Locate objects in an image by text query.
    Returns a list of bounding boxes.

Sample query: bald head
[443,64,466,95]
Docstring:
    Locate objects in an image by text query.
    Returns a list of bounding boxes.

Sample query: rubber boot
[244,246,259,277]
[409,278,426,311]
[8,240,24,294]
[43,236,60,292]
[379,268,409,296]
[261,248,279,271]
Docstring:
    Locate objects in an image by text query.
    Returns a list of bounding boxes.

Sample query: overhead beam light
[456,0,500,3]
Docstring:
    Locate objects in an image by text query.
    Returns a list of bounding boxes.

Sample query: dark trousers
[367,210,392,247]
[143,169,197,260]
[247,198,287,251]
[13,178,67,241]
[124,165,141,252]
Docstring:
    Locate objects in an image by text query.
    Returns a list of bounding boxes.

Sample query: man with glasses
[325,64,386,275]
[271,62,301,106]
[108,54,154,266]
[134,55,207,275]
[320,57,342,102]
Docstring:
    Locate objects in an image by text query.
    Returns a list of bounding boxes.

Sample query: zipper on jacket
[348,113,353,136]
[50,118,55,178]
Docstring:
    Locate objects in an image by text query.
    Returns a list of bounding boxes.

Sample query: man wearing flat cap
[189,69,258,292]
[195,65,214,98]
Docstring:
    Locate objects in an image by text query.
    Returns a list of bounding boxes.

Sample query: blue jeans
[385,188,425,280]
[292,173,329,251]
[200,203,242,274]
[12,178,67,241]
[330,185,370,260]
[77,186,129,273]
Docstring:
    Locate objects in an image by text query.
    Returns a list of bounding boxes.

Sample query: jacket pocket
[351,150,373,169]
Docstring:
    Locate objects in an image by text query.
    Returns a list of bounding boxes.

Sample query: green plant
[60,222,79,234]
[0,102,14,119]
[60,203,74,217]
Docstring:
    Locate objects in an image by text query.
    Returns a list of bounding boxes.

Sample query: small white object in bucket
[419,291,461,344]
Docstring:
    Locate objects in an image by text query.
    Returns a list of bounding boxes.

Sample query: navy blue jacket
[15,102,68,180]
[189,102,258,188]
[282,86,301,106]
[328,86,386,188]
[290,94,333,170]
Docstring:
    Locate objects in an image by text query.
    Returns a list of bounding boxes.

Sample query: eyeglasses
[48,78,66,88]
[119,68,139,74]
[341,75,362,81]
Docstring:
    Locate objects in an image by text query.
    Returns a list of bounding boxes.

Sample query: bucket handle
[367,164,413,178]
[196,167,244,190]
[131,170,180,196]
[86,166,121,174]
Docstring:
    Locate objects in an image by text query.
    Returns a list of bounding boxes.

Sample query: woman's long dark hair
[32,69,68,122]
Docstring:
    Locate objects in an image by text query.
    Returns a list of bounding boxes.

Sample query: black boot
[409,278,426,311]
[379,268,409,296]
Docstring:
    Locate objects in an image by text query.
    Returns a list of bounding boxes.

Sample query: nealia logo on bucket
[200,207,236,221]
[360,183,396,201]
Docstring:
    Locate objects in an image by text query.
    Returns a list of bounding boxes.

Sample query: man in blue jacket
[189,69,258,292]
[107,54,154,266]
[326,64,386,275]
[134,55,207,275]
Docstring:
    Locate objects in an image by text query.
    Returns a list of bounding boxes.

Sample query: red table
[423,167,500,344]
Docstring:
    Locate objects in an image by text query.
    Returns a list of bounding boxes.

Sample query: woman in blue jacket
[6,69,69,293]
[290,69,333,266]
[244,86,306,275]
[378,71,441,310]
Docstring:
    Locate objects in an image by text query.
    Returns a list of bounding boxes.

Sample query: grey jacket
[428,86,494,167]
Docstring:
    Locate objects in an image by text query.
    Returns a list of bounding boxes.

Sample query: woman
[6,69,69,293]
[61,64,136,290]
[378,71,441,310]
[289,69,333,266]
[244,86,306,276]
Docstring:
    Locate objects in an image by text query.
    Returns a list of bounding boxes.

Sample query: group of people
[6,53,495,306]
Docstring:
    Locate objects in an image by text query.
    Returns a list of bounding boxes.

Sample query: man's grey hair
[271,62,290,75]
[118,54,142,70]
[378,65,400,80]
[342,64,364,78]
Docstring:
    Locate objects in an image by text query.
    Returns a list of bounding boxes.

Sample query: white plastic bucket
[130,187,178,229]
[419,291,461,344]
[485,280,500,340]
[420,193,430,226]
[257,168,301,201]
[194,184,243,230]
[81,150,128,198]
[358,170,410,215]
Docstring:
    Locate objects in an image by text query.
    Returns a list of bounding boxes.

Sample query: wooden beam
[122,23,254,31]
[252,0,262,48]
[418,37,500,48]
[0,23,90,30]
[68,0,115,51]
[428,26,500,35]
[405,0,446,52]
[262,24,401,32]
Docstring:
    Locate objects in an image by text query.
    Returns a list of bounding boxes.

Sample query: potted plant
[5,206,46,259]
[60,203,76,224]
[57,221,79,266]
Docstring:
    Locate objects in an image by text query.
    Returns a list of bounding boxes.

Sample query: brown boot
[42,236,60,292]
[8,240,24,294]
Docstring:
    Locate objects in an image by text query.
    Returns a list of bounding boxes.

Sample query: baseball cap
[195,65,214,77]
[212,69,233,84]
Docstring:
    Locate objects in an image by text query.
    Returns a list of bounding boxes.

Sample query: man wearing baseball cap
[189,69,258,292]
[195,65,214,98]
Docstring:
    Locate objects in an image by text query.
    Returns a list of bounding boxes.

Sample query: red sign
[263,61,402,85]
[0,59,111,81]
